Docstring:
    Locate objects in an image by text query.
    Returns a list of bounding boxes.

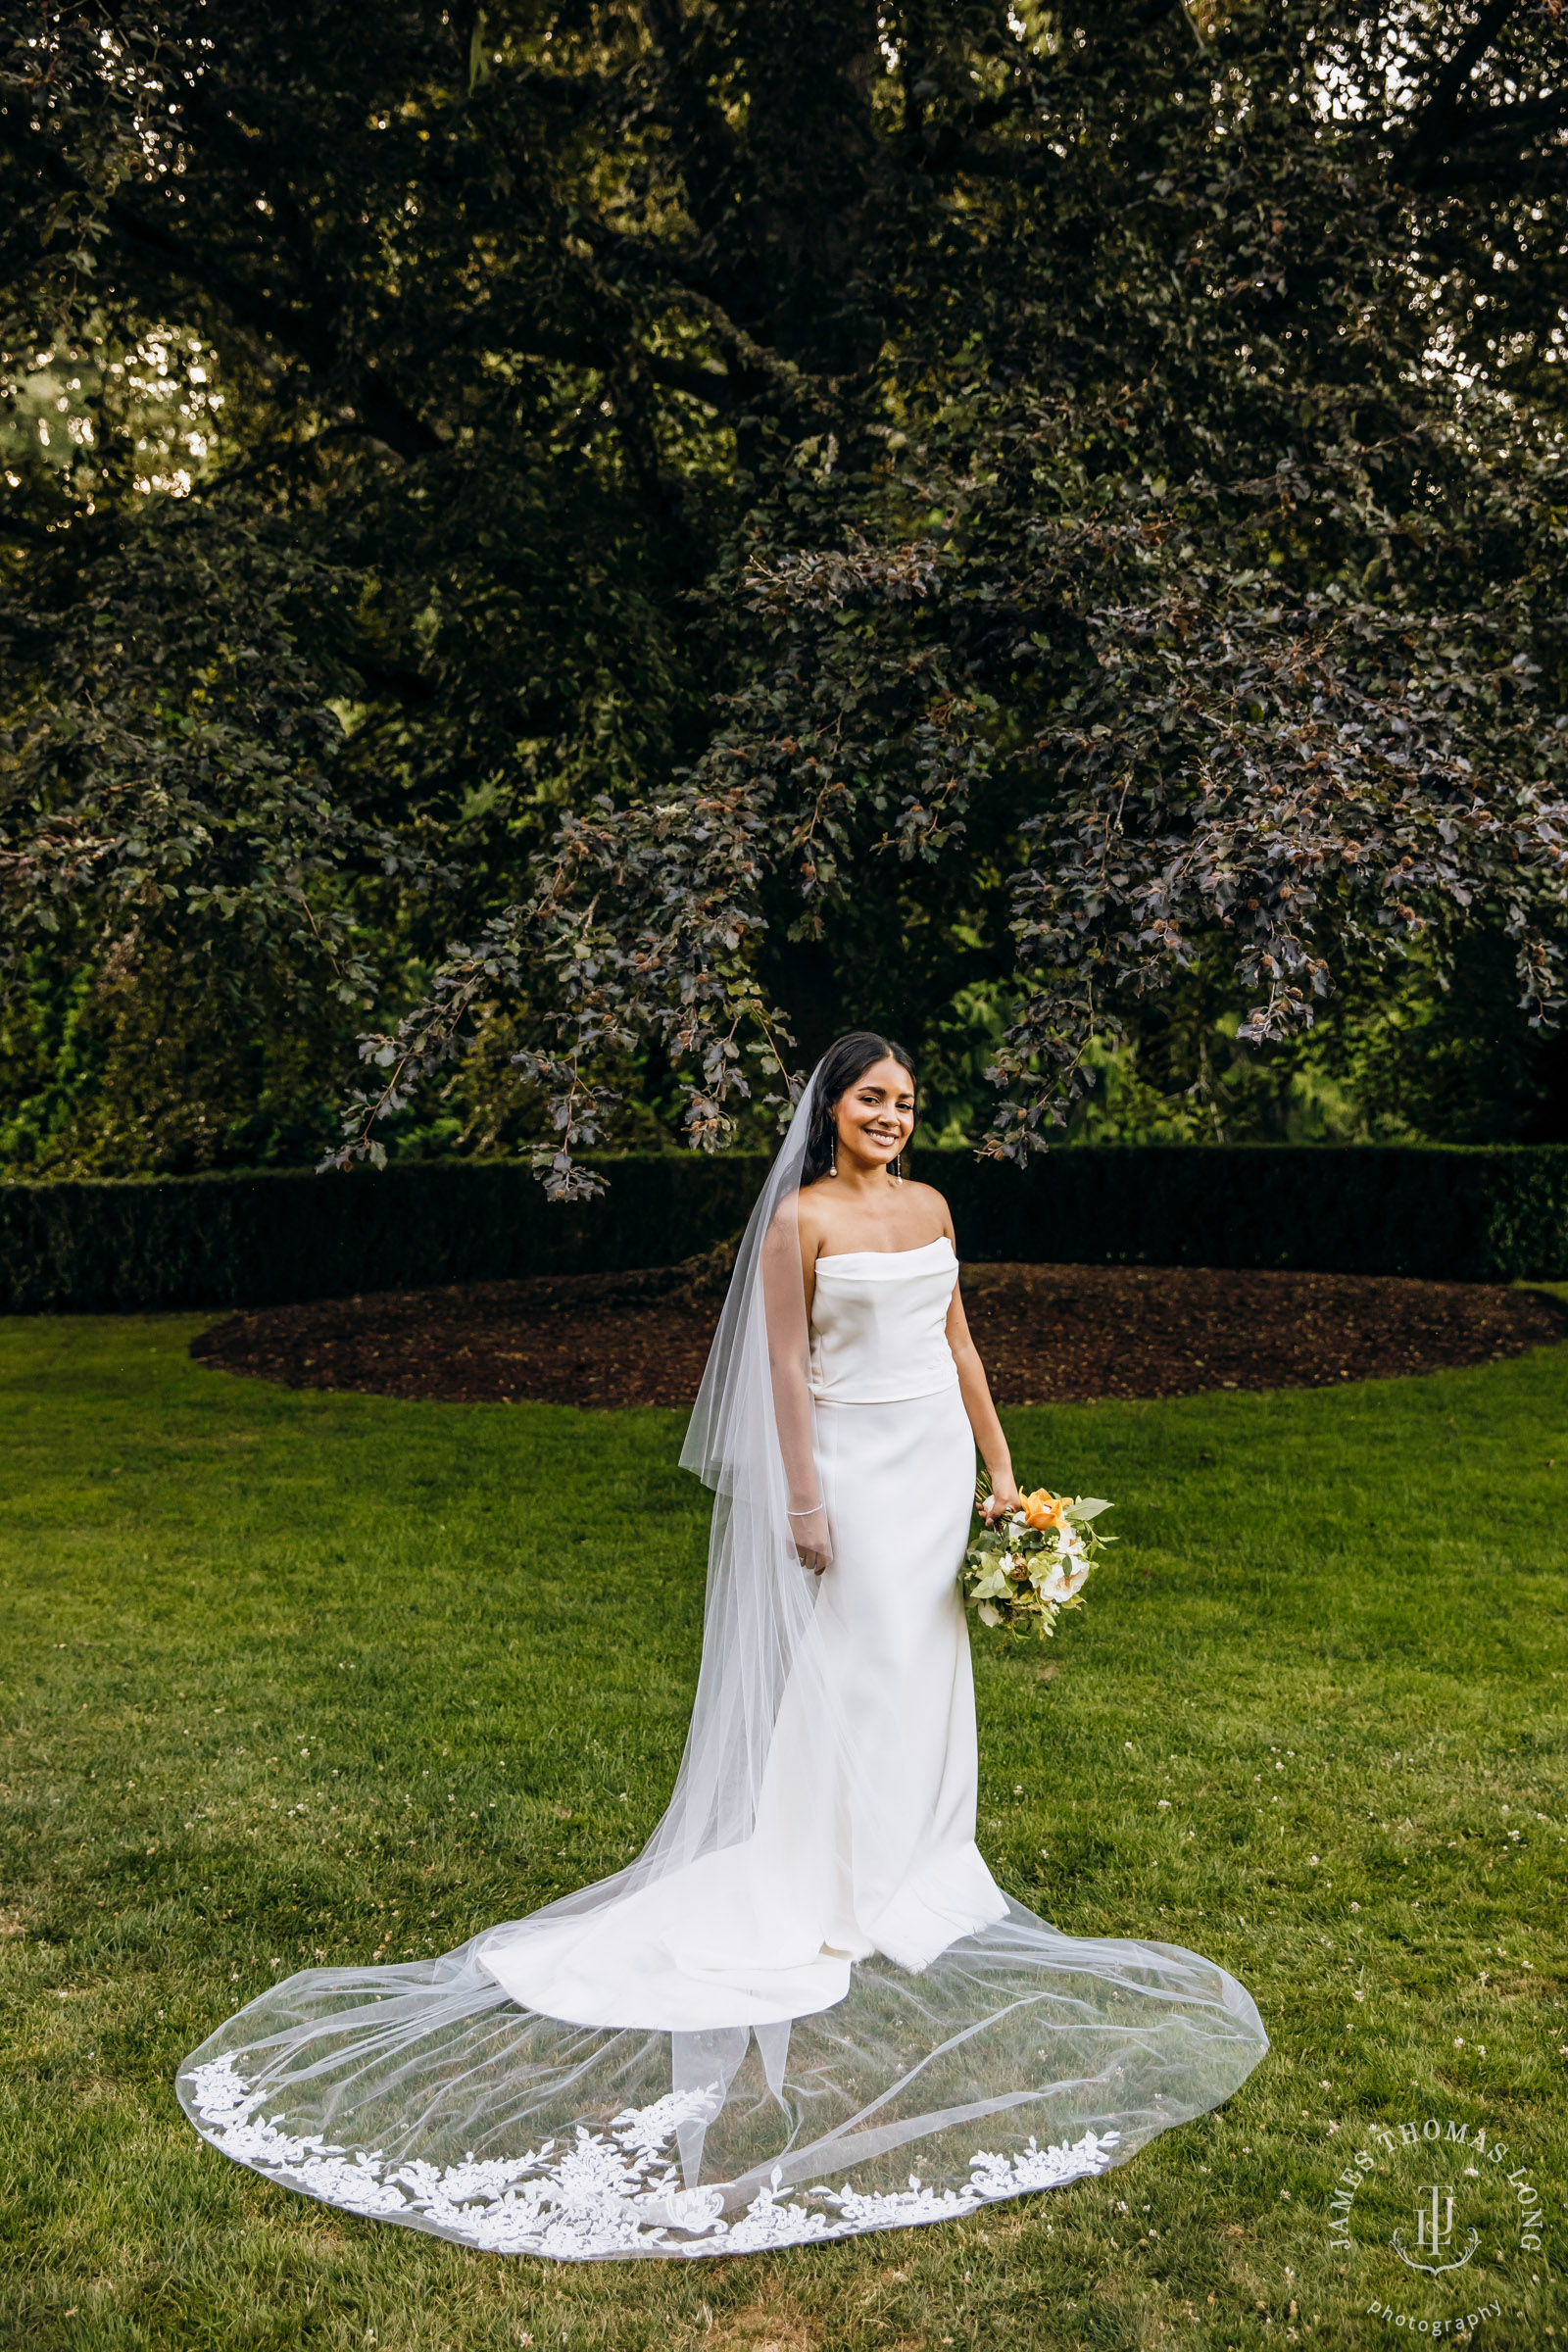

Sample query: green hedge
[0,1155,771,1315]
[928,1143,1568,1287]
[1,1143,1566,1313]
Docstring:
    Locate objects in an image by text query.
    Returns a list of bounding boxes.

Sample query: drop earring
[830,1138,838,1178]
[894,1151,904,1186]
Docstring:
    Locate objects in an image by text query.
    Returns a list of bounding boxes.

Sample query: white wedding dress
[177,1086,1267,2262]
[480,1241,1003,2031]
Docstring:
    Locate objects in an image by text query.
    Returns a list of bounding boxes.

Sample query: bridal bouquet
[960,1476,1114,1640]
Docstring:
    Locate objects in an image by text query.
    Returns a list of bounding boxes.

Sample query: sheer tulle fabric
[177,1069,1267,2260]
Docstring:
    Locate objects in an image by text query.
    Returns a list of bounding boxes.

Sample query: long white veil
[176,1062,1268,2261]
[551,1058,827,1895]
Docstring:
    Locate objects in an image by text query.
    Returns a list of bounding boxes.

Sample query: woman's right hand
[789,1502,831,1575]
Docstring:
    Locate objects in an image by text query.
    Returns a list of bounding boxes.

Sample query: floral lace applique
[182,2053,1119,2261]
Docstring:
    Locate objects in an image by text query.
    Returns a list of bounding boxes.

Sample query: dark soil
[189,1262,1568,1409]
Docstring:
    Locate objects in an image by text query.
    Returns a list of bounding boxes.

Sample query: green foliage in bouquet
[961,1475,1116,1642]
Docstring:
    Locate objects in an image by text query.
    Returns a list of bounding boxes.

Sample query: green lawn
[2,1314,1564,2352]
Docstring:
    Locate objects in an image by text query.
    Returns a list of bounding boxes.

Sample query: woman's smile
[832,1055,916,1173]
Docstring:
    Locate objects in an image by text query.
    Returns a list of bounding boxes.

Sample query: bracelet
[786,1504,823,1516]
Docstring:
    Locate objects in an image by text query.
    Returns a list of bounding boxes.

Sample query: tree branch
[1411,87,1568,154]
[7,126,443,461]
[1402,149,1568,197]
[638,0,741,234]
[1401,0,1522,161]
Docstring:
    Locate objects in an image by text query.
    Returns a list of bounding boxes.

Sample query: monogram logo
[1391,2182,1480,2277]
[1321,2107,1545,2337]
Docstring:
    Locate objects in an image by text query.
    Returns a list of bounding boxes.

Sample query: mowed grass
[2,1312,1565,2352]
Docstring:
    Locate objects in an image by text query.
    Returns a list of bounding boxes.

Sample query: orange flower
[1022,1488,1067,1533]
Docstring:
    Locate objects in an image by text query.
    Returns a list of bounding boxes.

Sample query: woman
[178,1035,1266,2262]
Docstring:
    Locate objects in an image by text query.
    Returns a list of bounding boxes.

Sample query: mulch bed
[189,1263,1568,1409]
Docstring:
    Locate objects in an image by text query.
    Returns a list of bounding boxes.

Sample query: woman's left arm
[946,1284,1022,1515]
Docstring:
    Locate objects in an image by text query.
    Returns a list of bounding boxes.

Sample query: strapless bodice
[808,1237,960,1403]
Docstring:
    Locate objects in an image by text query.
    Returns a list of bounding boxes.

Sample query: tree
[4,2,1566,1186]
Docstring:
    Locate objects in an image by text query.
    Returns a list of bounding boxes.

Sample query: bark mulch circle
[189,1262,1568,1410]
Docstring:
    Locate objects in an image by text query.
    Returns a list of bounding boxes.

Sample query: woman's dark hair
[802,1032,917,1184]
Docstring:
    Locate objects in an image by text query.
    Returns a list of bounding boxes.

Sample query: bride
[178,1033,1267,2261]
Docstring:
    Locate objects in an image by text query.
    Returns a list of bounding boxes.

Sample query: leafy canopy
[3,1,1566,1187]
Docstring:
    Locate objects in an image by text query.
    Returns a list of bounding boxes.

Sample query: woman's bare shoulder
[773,1183,830,1237]
[903,1180,954,1228]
